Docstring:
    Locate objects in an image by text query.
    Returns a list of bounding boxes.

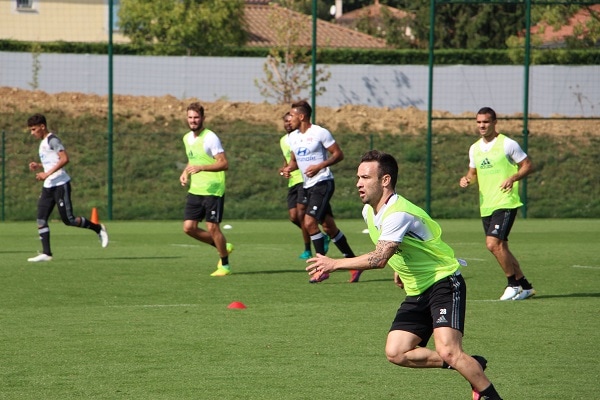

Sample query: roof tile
[244,3,389,49]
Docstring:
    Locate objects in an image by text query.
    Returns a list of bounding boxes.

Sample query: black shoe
[444,355,487,371]
[470,356,489,399]
[472,355,488,371]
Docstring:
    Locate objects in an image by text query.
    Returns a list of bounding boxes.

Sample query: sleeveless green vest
[366,195,459,296]
[472,134,522,216]
[183,130,225,196]
[279,135,303,187]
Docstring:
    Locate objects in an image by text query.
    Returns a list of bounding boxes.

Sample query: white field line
[109,304,200,308]
[571,265,600,270]
[469,299,503,302]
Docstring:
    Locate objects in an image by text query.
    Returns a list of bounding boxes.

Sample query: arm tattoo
[368,241,398,269]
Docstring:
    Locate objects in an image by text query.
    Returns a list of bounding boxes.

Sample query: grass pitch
[0,219,598,399]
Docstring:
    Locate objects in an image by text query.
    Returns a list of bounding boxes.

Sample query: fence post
[1,130,5,221]
[425,0,436,215]
[521,0,532,219]
[107,0,114,220]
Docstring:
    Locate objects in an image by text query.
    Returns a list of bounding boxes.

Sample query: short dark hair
[360,150,398,189]
[477,107,496,120]
[187,102,205,117]
[27,113,47,127]
[291,100,312,119]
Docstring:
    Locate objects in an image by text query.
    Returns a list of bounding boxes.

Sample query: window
[111,0,120,31]
[15,0,37,12]
[16,0,33,9]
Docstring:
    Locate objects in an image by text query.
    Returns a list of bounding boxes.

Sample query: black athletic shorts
[184,194,224,223]
[482,208,518,241]
[305,180,334,223]
[389,272,466,347]
[286,182,307,210]
[37,182,76,226]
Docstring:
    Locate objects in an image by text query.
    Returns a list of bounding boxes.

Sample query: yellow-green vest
[366,195,459,296]
[279,134,303,188]
[472,134,522,216]
[183,130,225,197]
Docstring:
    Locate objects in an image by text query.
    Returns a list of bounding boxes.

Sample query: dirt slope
[1,87,594,136]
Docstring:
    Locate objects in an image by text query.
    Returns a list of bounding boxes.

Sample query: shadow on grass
[86,256,184,260]
[534,292,600,299]
[308,273,395,284]
[233,269,392,284]
[233,269,306,275]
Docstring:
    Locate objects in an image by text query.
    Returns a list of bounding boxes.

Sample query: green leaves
[254,2,331,104]
[118,0,246,55]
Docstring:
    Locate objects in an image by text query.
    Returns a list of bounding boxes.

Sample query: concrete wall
[1,52,598,117]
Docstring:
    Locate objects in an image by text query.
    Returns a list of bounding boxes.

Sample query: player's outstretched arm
[306,240,397,276]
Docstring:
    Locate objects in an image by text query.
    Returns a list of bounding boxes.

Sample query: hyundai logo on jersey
[296,147,309,156]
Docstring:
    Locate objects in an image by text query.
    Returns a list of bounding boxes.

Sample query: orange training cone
[227,301,247,309]
[90,207,100,224]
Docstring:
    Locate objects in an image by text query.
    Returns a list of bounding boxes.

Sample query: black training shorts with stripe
[304,180,334,223]
[482,208,518,241]
[184,194,224,223]
[389,272,466,347]
[286,182,307,210]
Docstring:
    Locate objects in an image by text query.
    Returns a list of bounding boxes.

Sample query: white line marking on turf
[572,265,600,270]
[470,299,502,302]
[109,304,199,308]
[140,304,199,308]
[171,244,197,248]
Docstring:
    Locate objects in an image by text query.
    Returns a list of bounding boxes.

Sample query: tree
[254,2,331,104]
[503,5,600,51]
[347,1,598,50]
[566,5,600,48]
[271,0,335,21]
[532,4,599,48]
[353,5,417,48]
[118,0,246,55]
[399,1,525,49]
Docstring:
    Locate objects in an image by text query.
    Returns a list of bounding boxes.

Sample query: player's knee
[436,347,460,367]
[485,238,501,253]
[36,218,48,228]
[182,224,194,235]
[206,224,221,236]
[385,347,409,366]
[304,220,319,233]
[289,210,298,222]
[64,215,78,226]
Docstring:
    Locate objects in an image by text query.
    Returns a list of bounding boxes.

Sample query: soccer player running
[278,112,319,260]
[307,150,503,400]
[179,102,233,277]
[459,107,535,301]
[27,113,108,262]
[282,101,361,283]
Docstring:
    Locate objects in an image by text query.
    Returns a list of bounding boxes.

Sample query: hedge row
[1,39,599,65]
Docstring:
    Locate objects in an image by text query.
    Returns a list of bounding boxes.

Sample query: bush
[1,39,599,65]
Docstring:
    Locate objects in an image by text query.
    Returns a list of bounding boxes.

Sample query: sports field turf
[1,219,598,399]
